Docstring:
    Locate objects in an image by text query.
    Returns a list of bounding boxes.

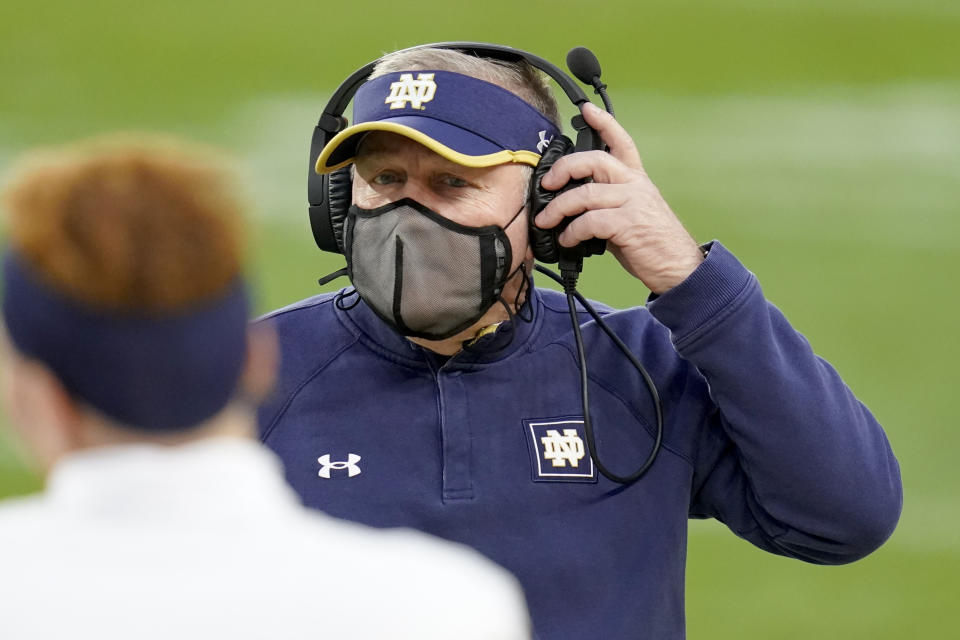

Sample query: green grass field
[1,0,958,635]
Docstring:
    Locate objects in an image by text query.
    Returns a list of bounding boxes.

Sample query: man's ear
[239,321,278,404]
[2,356,84,473]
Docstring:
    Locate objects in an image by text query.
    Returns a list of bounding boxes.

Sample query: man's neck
[407,264,531,356]
[70,404,256,459]
[408,319,507,356]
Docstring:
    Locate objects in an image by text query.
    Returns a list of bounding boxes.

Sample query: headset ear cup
[528,135,575,263]
[327,167,353,254]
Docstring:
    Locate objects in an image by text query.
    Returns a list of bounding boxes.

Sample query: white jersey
[0,438,529,639]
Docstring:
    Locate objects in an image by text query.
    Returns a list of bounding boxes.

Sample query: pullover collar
[334,285,545,369]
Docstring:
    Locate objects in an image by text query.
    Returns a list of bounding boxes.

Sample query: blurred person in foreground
[0,137,529,639]
[258,45,903,639]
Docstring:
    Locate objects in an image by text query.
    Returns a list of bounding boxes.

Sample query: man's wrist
[648,245,707,295]
[647,241,753,339]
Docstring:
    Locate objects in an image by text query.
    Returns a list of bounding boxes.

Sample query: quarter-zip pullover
[258,241,902,639]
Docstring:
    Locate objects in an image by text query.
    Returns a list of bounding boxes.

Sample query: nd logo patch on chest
[523,418,597,483]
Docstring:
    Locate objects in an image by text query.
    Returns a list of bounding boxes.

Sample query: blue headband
[315,70,562,173]
[1,250,250,432]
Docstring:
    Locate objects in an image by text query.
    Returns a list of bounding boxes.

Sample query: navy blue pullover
[258,242,902,639]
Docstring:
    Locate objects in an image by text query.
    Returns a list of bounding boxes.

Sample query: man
[0,137,529,639]
[259,46,902,639]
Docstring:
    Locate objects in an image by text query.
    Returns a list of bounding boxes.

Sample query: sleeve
[647,241,902,564]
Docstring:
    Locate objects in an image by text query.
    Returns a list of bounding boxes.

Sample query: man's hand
[535,102,703,295]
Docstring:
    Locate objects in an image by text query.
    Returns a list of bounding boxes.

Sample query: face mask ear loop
[514,263,534,323]
[503,202,527,231]
[335,287,362,311]
[495,295,520,351]
[492,260,531,326]
[499,202,532,323]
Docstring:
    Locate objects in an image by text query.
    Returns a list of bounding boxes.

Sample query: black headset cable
[535,262,663,485]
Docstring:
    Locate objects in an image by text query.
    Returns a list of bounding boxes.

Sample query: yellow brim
[314,122,542,174]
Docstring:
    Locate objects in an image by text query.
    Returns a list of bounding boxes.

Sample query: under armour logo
[385,73,437,110]
[318,453,362,478]
[536,130,553,153]
[541,429,585,467]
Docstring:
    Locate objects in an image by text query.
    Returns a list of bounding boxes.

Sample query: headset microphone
[566,46,615,117]
[552,46,610,270]
[566,46,602,85]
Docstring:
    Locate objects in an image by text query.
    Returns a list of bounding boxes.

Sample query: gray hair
[369,48,550,207]
[369,47,562,128]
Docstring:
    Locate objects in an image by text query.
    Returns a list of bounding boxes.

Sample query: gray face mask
[344,197,523,341]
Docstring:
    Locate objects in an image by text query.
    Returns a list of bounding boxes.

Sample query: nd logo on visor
[524,418,597,483]
[385,73,437,110]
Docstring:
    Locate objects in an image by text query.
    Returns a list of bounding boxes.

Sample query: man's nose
[396,178,442,210]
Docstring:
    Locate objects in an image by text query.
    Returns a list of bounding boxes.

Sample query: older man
[0,137,529,639]
[259,45,902,639]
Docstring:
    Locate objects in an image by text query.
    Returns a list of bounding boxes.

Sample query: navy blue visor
[315,70,561,173]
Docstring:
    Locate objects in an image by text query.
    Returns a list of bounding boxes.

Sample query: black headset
[307,41,607,264]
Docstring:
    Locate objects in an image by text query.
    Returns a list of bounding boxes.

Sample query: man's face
[353,132,532,266]
[350,131,536,352]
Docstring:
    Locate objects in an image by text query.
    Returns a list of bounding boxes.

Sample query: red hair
[3,136,246,313]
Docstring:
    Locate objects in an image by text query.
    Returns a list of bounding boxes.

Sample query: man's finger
[581,102,644,171]
[534,182,627,230]
[540,150,636,191]
[556,208,623,247]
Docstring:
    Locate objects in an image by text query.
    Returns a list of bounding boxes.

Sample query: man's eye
[372,173,400,185]
[441,175,469,188]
